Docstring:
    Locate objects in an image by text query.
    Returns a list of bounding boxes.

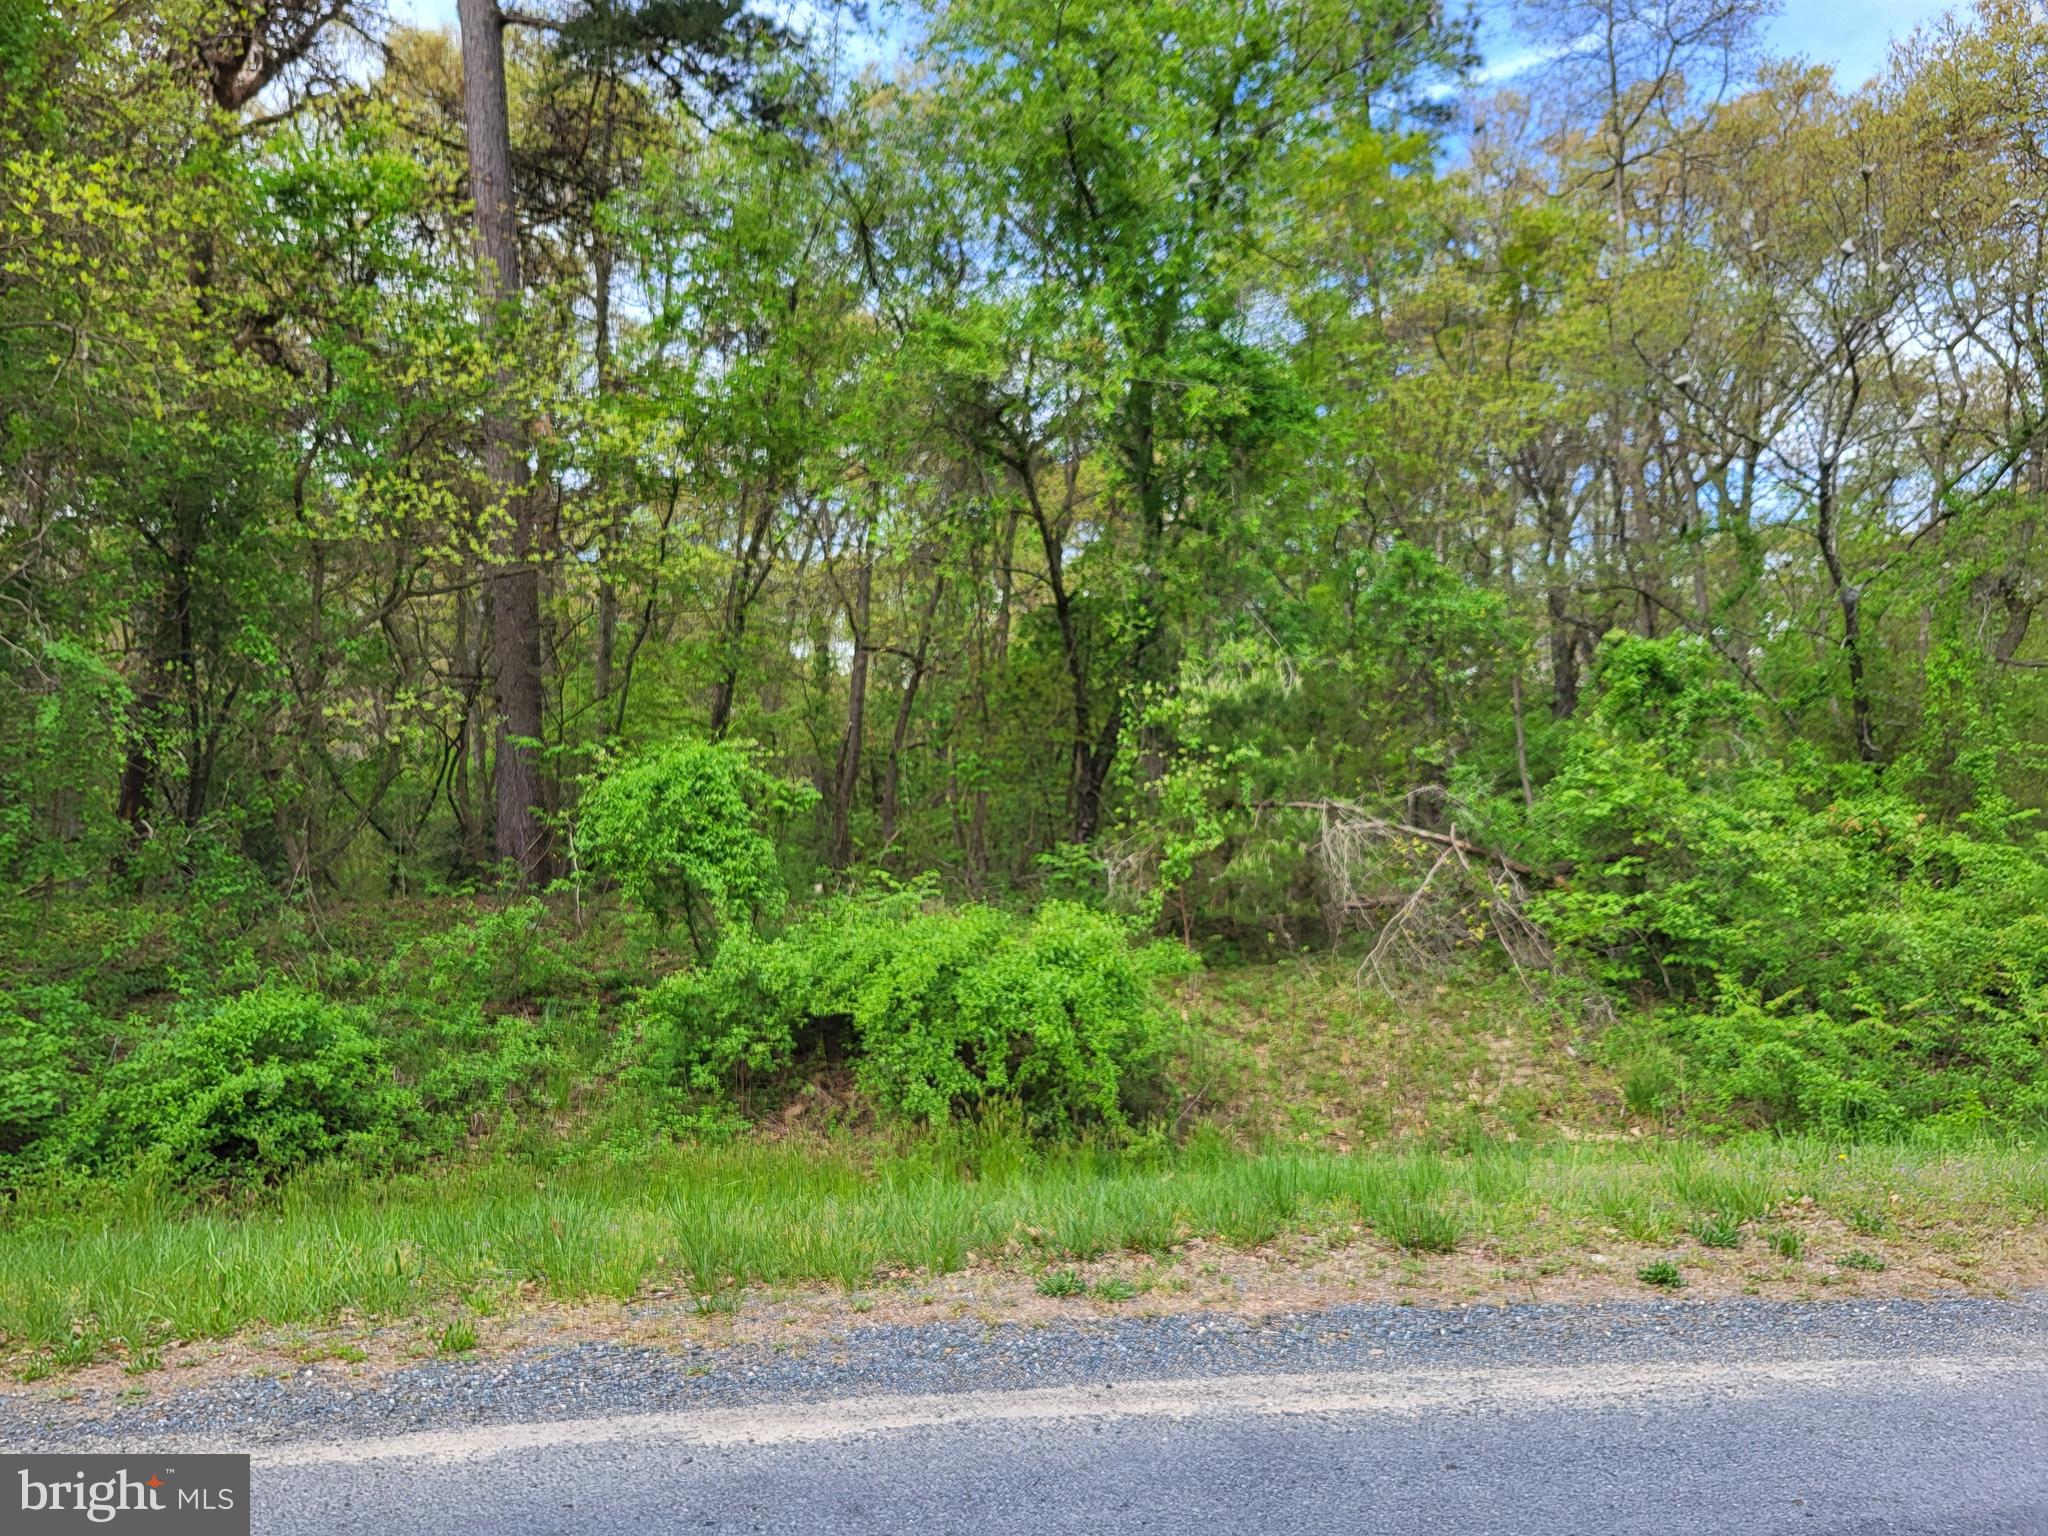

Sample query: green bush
[1528,635,2048,1139]
[635,892,1183,1134]
[76,984,414,1184]
[577,739,817,950]
[634,928,813,1106]
[1648,979,2048,1140]
[376,899,586,1126]
[396,897,581,1009]
[0,985,96,1174]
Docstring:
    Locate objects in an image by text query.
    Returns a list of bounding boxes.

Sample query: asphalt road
[254,1355,2048,1536]
[11,1298,2047,1534]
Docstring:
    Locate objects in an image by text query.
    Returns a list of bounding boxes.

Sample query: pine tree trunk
[458,0,551,882]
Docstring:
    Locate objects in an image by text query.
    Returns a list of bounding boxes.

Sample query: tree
[924,0,1460,839]
[457,0,553,882]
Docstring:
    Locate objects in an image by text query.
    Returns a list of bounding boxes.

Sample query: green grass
[3,1135,2042,1376]
[1689,1213,1743,1249]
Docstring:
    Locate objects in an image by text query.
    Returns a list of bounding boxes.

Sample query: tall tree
[457,0,552,881]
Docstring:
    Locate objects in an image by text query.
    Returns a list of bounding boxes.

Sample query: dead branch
[1251,799,1547,878]
[1250,797,1555,1000]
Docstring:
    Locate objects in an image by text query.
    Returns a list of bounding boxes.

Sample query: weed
[1595,1187,1677,1244]
[1690,1213,1742,1249]
[1768,1229,1803,1260]
[434,1320,478,1355]
[693,1288,740,1317]
[1637,1260,1684,1289]
[1091,1277,1137,1302]
[1035,1268,1085,1298]
[1840,1249,1887,1272]
[1350,1156,1463,1253]
[302,1344,367,1365]
[1663,1156,1777,1225]
[1621,1051,1680,1118]
[1378,1202,1463,1255]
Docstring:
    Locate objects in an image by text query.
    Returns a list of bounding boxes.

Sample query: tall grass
[2,1135,2042,1371]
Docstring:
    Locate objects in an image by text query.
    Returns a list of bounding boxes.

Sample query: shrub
[77,984,414,1184]
[633,927,812,1111]
[577,739,817,949]
[397,897,581,1009]
[1528,634,2048,1139]
[378,899,581,1124]
[0,985,96,1174]
[635,893,1182,1134]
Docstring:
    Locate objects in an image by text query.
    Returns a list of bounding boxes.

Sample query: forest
[3,0,2048,1367]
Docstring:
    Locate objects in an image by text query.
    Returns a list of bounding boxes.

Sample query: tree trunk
[1815,457,1878,765]
[827,547,872,869]
[113,536,193,859]
[591,240,619,731]
[964,509,1016,886]
[1019,475,1097,841]
[1542,496,1580,720]
[880,571,944,853]
[459,0,551,882]
[451,588,487,870]
[708,492,776,736]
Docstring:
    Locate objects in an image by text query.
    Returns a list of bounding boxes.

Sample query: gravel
[7,1292,2044,1452]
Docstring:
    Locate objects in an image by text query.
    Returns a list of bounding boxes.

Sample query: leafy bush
[577,739,817,950]
[1529,635,2048,1139]
[397,897,581,1008]
[635,892,1184,1133]
[0,639,130,890]
[1645,979,2048,1140]
[0,985,96,1174]
[377,898,584,1124]
[76,984,414,1184]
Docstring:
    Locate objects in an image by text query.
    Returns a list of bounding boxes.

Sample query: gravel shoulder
[7,1292,2044,1453]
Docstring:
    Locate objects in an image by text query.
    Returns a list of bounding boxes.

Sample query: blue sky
[1765,0,1957,82]
[385,0,1960,92]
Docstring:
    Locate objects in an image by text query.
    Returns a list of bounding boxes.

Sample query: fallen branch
[1249,799,1549,878]
[1244,796,1555,998]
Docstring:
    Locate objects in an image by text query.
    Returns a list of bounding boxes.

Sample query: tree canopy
[4,0,2046,936]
